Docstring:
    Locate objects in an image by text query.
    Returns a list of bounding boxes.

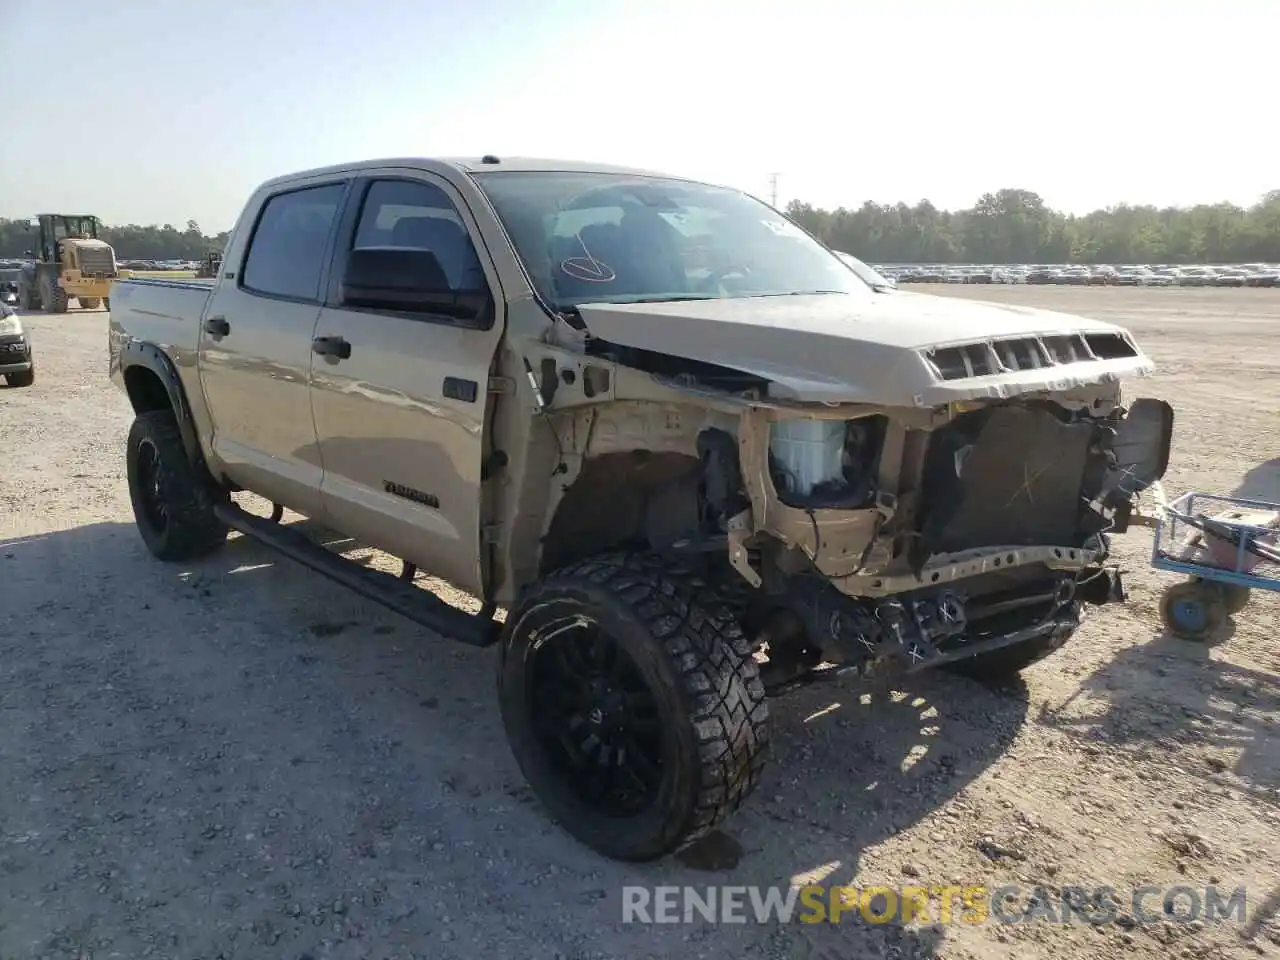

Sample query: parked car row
[117,259,201,271]
[873,263,1280,287]
[1,258,201,273]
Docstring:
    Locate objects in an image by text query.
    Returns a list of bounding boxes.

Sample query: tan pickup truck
[108,156,1174,861]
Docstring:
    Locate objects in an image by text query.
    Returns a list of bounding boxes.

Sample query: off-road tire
[79,296,101,309]
[41,279,68,314]
[126,410,228,561]
[103,296,111,311]
[499,552,770,861]
[5,367,34,388]
[946,627,1072,682]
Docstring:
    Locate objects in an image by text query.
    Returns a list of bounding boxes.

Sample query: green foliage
[786,189,1280,264]
[5,188,1280,264]
[0,217,230,260]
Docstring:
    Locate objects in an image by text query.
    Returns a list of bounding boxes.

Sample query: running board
[213,502,499,647]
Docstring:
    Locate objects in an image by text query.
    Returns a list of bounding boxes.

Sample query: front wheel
[499,552,770,861]
[41,279,68,314]
[103,296,111,311]
[79,296,101,309]
[126,410,228,561]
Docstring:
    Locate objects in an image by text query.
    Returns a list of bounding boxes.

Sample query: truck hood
[575,292,1155,406]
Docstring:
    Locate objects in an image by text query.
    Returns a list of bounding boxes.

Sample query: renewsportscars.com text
[622,884,1248,926]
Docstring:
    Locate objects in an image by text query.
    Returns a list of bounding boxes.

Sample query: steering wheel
[695,264,753,294]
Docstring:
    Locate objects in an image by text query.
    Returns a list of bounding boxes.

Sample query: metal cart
[1150,491,1280,640]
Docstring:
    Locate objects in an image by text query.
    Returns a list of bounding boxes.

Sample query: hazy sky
[4,0,1274,231]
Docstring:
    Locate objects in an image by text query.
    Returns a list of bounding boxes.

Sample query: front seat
[389,216,485,290]
[613,207,687,296]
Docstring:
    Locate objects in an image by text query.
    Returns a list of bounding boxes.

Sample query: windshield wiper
[618,295,717,304]
[558,295,716,309]
[754,290,848,298]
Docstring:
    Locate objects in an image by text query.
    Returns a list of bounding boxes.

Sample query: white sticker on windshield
[761,219,805,237]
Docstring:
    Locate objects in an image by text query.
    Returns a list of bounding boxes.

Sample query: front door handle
[203,315,230,336]
[312,336,351,360]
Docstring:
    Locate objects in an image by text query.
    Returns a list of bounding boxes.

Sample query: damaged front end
[716,390,1172,690]
[532,295,1173,693]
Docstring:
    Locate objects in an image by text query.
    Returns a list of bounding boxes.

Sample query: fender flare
[118,340,206,470]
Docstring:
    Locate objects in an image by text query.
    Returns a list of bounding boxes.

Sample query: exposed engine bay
[548,369,1175,693]
[682,393,1172,691]
[535,297,1174,694]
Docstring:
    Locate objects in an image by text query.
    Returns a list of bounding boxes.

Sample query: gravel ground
[1,287,1277,960]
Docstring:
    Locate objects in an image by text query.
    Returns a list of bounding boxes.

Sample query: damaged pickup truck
[107,157,1173,861]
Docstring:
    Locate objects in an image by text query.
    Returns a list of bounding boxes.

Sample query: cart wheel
[1161,581,1227,642]
[1219,585,1251,616]
[1191,577,1250,616]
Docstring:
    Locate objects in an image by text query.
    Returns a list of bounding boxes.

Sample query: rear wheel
[126,409,228,561]
[5,367,34,388]
[80,296,101,309]
[499,552,770,861]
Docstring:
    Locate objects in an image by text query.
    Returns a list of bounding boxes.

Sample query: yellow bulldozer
[17,213,120,312]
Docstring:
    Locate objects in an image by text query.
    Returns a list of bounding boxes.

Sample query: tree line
[4,188,1280,264]
[785,189,1280,265]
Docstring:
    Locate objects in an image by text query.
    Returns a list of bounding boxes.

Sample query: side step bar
[213,502,500,647]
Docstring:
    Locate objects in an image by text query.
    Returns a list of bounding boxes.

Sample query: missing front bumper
[904,612,1079,672]
[764,564,1126,688]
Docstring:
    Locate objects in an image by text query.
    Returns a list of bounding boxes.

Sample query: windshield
[471,171,872,309]
[50,216,99,241]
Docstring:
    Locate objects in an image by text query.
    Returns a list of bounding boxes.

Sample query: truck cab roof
[257,156,698,191]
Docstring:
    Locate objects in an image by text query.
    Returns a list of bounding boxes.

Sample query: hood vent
[924,332,1139,382]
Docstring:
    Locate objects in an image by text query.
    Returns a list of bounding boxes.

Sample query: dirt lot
[1,287,1277,960]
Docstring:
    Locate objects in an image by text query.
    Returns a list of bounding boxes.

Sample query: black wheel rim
[136,439,168,534]
[527,616,665,818]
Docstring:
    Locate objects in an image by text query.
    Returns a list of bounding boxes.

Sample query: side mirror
[339,247,490,327]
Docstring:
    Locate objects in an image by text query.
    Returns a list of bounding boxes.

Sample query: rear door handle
[312,336,351,360]
[203,315,230,336]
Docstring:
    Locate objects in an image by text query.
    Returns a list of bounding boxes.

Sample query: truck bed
[109,277,213,342]
[107,278,215,384]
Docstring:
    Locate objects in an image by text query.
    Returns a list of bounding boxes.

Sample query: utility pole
[769,173,780,208]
